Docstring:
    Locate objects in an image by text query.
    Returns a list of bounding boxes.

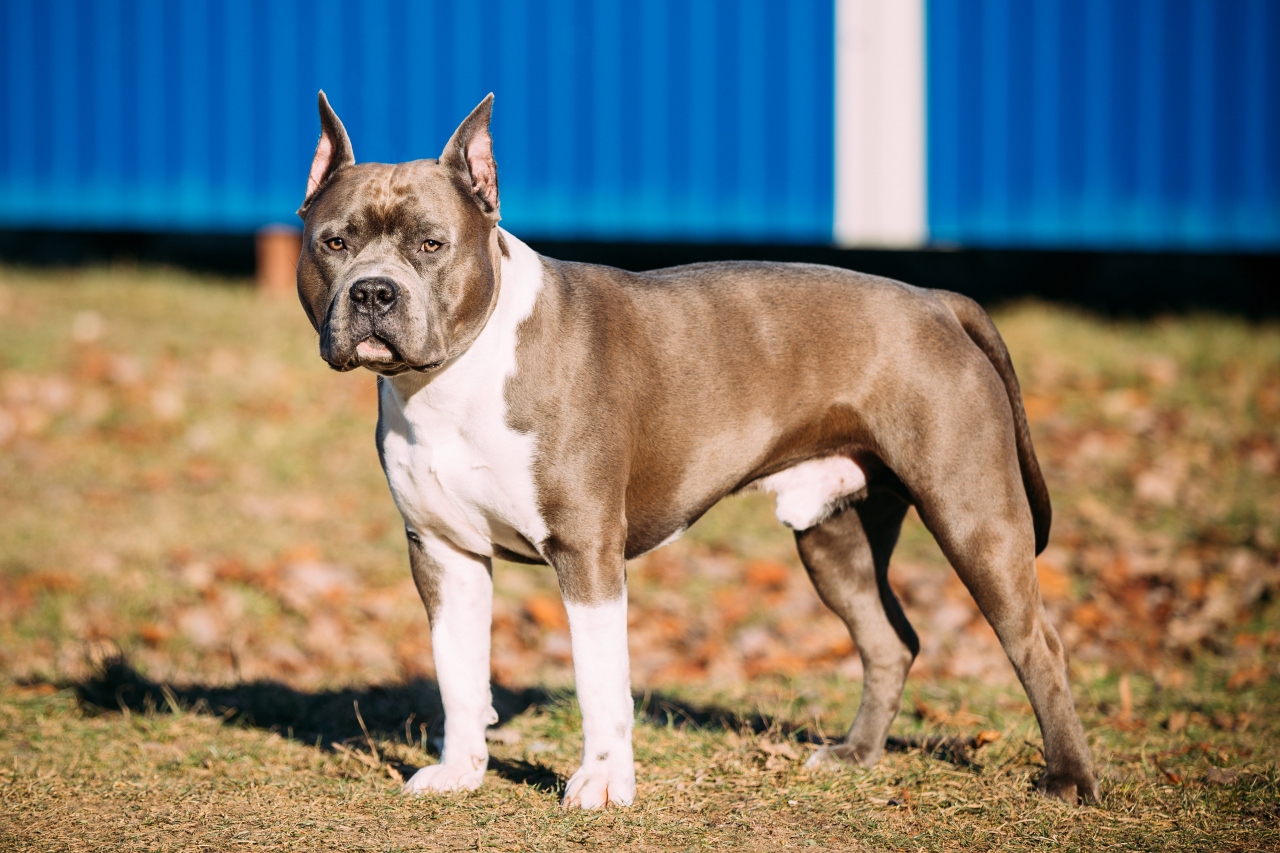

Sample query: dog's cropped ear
[297,91,355,219]
[440,93,499,217]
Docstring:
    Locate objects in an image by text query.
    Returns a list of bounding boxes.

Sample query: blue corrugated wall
[0,0,836,242]
[928,0,1280,250]
[2,0,1277,250]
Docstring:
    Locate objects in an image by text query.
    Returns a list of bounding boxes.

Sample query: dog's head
[295,93,504,376]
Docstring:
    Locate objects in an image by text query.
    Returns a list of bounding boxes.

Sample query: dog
[294,92,1100,808]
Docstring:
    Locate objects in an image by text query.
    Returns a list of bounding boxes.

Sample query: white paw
[562,760,636,809]
[804,746,841,770]
[401,757,487,796]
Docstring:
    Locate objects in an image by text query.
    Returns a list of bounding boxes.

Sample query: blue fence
[1,0,1277,251]
[0,0,834,243]
[928,0,1280,250]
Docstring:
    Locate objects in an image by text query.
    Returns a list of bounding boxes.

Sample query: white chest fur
[377,231,548,559]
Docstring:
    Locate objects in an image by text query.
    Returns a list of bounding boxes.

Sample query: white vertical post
[834,0,928,247]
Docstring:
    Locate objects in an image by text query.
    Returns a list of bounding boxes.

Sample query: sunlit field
[1,265,1277,851]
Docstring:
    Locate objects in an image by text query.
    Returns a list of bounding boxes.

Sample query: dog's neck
[383,228,543,408]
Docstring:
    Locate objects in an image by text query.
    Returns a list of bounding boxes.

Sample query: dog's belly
[747,456,868,530]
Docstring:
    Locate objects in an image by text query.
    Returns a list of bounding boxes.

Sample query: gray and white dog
[295,93,1100,808]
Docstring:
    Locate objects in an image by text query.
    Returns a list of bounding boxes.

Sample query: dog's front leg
[401,532,497,796]
[553,548,635,809]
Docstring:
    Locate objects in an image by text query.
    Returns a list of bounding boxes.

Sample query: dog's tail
[936,291,1052,555]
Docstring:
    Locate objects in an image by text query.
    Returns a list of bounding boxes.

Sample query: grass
[1,264,1278,850]
[2,664,1277,851]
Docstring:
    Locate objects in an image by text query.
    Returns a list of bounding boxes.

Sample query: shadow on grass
[69,656,981,790]
[75,657,815,741]
[72,655,565,791]
[884,735,988,768]
[639,691,823,742]
[640,691,989,767]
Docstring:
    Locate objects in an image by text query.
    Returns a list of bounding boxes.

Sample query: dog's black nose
[349,277,400,314]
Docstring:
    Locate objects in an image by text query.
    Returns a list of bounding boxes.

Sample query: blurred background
[1,0,1277,305]
[0,1,1278,701]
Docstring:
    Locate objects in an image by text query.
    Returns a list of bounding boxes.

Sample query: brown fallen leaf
[913,697,985,727]
[16,571,82,595]
[1204,766,1241,786]
[1227,665,1267,690]
[1107,714,1147,732]
[1165,710,1189,733]
[1156,758,1183,785]
[973,730,1002,749]
[758,740,799,760]
[744,652,806,678]
[1021,394,1058,422]
[278,544,323,564]
[744,560,790,590]
[523,594,569,631]
[1035,557,1071,600]
[183,458,220,485]
[137,623,169,646]
[17,683,57,696]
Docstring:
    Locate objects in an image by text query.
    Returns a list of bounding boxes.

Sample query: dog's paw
[561,761,636,809]
[803,743,878,770]
[1038,769,1101,805]
[402,758,487,796]
[804,745,844,771]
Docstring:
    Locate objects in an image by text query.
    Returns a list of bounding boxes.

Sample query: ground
[0,265,1277,851]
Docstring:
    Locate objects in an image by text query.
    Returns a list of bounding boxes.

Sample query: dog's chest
[380,387,545,558]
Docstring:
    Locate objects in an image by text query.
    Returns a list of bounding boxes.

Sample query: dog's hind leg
[796,492,916,768]
[919,497,1100,803]
[899,394,1099,802]
[864,300,1097,803]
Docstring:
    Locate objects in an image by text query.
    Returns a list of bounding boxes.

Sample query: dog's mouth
[329,335,446,376]
[356,336,395,362]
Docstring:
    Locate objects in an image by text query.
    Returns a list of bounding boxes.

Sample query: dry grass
[1,264,1278,851]
[2,664,1277,851]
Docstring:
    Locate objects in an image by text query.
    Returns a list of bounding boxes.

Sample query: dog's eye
[423,240,442,253]
[325,237,345,251]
